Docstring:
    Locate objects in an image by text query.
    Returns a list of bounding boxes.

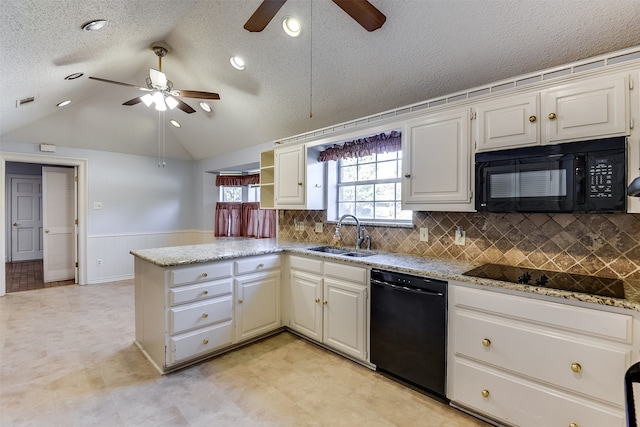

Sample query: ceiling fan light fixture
[141,94,154,107]
[81,19,107,32]
[230,56,245,70]
[199,102,212,112]
[282,16,301,37]
[170,120,181,128]
[152,92,167,111]
[56,100,71,107]
[165,95,179,110]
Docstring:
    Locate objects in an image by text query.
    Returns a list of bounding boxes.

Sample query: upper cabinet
[476,74,630,153]
[259,149,275,209]
[544,74,629,143]
[274,144,325,210]
[402,108,473,211]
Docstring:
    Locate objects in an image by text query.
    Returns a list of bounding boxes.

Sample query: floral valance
[215,173,260,187]
[317,131,402,162]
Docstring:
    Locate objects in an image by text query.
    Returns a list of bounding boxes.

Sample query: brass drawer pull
[203,339,209,345]
[202,272,208,278]
[482,338,491,347]
[571,362,582,373]
[202,290,208,295]
[481,389,490,398]
[202,313,208,318]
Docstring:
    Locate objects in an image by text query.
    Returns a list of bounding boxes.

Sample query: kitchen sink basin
[307,246,375,257]
[307,246,350,255]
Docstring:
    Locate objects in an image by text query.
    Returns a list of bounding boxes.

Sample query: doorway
[1,152,88,296]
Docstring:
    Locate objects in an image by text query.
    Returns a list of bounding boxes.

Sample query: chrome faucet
[337,214,366,250]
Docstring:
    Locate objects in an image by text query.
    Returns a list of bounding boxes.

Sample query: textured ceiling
[2,0,640,161]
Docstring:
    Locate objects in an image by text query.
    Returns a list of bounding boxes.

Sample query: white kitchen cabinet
[274,144,325,210]
[134,253,282,374]
[544,74,629,143]
[288,255,369,362]
[447,283,633,426]
[475,93,540,152]
[259,149,275,209]
[402,108,473,211]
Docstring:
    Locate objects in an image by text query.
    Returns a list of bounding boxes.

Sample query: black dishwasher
[370,268,447,399]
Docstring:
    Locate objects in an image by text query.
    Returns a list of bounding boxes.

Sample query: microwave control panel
[587,151,625,210]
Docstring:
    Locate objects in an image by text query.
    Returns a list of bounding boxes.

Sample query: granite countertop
[130,238,640,313]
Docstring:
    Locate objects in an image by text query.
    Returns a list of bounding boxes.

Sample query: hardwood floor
[5,260,75,293]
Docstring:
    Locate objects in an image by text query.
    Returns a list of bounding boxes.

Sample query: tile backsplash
[278,210,640,280]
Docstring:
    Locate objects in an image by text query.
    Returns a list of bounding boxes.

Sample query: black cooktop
[463,263,625,299]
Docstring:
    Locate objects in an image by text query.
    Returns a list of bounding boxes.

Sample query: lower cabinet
[448,282,633,427]
[134,254,281,374]
[288,255,369,362]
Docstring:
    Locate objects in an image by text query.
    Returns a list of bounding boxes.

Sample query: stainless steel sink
[307,246,350,255]
[307,246,375,257]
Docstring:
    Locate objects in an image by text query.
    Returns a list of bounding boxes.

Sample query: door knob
[12,223,18,226]
[548,112,557,120]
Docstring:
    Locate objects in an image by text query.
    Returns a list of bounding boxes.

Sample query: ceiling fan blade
[331,0,386,32]
[89,76,146,89]
[149,68,168,90]
[122,97,143,106]
[174,90,220,100]
[244,0,287,32]
[175,99,196,114]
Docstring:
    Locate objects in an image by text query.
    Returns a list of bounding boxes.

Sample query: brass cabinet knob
[529,115,537,123]
[202,313,208,318]
[257,263,264,268]
[315,298,320,303]
[238,299,243,304]
[404,173,411,178]
[323,300,328,305]
[548,112,557,120]
[203,339,209,345]
[202,272,208,278]
[569,423,579,427]
[298,182,303,186]
[45,230,50,234]
[571,362,582,373]
[202,290,208,295]
[482,338,491,347]
[481,389,490,398]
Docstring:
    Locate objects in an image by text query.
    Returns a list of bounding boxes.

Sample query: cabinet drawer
[235,254,280,275]
[169,296,233,335]
[169,321,233,365]
[169,278,232,306]
[452,358,624,427]
[454,286,632,342]
[289,255,323,274]
[454,311,630,405]
[324,262,367,284]
[170,262,233,287]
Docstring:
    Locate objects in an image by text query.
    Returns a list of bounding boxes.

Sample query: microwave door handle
[576,166,585,205]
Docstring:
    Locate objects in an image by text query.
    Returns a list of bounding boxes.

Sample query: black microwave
[475,137,626,213]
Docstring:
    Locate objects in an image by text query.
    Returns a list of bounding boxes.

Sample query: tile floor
[5,261,75,293]
[0,280,490,426]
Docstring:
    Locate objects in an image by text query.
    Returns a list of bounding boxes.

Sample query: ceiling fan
[244,0,386,32]
[88,42,220,114]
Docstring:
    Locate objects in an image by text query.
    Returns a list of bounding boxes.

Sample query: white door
[10,177,43,261]
[42,166,76,282]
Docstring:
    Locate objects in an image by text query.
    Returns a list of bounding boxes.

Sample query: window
[219,185,259,202]
[334,151,411,223]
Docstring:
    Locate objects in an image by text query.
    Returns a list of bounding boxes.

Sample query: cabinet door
[323,277,367,361]
[275,145,305,206]
[289,270,323,341]
[476,93,540,152]
[235,271,281,342]
[544,75,628,143]
[402,109,472,208]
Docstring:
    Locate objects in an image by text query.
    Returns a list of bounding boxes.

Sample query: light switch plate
[454,230,466,246]
[93,201,102,210]
[419,227,429,242]
[315,222,323,233]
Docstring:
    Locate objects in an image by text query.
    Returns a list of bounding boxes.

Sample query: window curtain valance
[317,131,402,162]
[215,173,260,187]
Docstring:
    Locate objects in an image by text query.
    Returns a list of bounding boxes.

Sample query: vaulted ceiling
[2,0,640,161]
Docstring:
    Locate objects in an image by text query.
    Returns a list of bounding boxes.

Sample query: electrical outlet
[278,210,284,220]
[454,228,466,246]
[93,201,102,210]
[96,259,103,267]
[419,227,429,242]
[315,222,323,233]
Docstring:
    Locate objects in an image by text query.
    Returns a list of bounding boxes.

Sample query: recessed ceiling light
[57,100,71,107]
[282,16,301,37]
[170,119,181,128]
[81,19,107,32]
[230,56,245,71]
[199,102,212,112]
[64,72,84,80]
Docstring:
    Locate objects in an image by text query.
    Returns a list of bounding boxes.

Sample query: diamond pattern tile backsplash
[278,210,640,280]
